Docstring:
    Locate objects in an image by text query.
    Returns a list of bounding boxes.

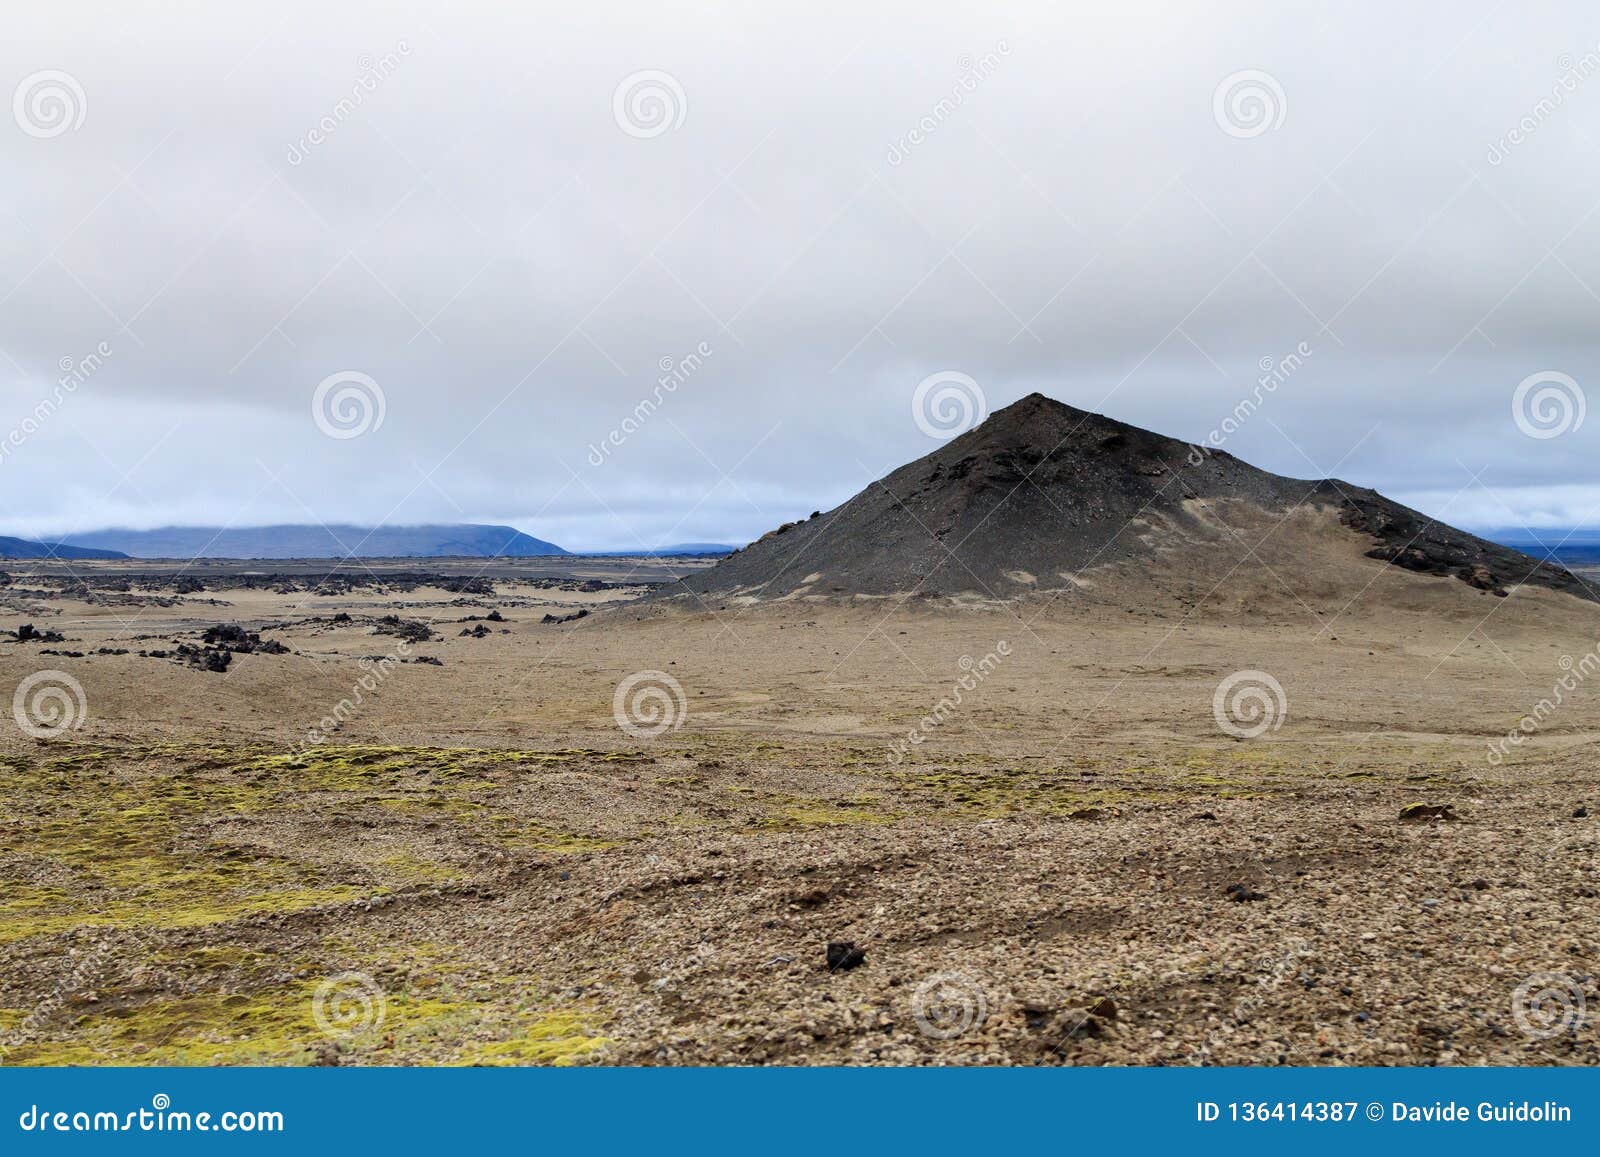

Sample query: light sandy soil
[0,550,1596,1066]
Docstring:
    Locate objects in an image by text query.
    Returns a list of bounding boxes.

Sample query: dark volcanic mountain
[674,393,1594,604]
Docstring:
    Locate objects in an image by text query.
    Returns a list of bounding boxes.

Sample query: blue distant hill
[1479,530,1600,568]
[585,542,738,557]
[0,534,127,560]
[55,524,567,560]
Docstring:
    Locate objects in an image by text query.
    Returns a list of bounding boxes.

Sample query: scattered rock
[825,941,865,972]
[202,623,289,654]
[1086,995,1118,1020]
[1225,883,1267,902]
[459,624,491,638]
[1399,802,1458,822]
[1036,1006,1110,1047]
[13,623,65,643]
[540,608,590,625]
[1575,806,1589,818]
[438,577,494,596]
[372,615,435,643]
[173,643,231,673]
[1018,998,1054,1030]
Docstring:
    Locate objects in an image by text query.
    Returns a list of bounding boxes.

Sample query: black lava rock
[826,941,866,972]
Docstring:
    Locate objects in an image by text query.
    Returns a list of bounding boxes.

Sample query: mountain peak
[674,392,1593,605]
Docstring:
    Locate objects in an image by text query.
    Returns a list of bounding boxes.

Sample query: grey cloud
[2,1,1598,549]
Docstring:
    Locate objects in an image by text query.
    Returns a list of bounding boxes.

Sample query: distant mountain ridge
[55,524,567,560]
[1477,530,1600,568]
[0,535,127,560]
[586,543,739,557]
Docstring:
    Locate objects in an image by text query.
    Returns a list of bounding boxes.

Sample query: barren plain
[1,548,1597,1066]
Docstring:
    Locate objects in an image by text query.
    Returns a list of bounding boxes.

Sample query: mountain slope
[673,393,1593,604]
[56,524,567,560]
[0,535,127,560]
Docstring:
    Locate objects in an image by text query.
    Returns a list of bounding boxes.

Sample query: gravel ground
[0,563,1596,1065]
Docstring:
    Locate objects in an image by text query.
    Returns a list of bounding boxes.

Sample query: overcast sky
[3,2,1600,550]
